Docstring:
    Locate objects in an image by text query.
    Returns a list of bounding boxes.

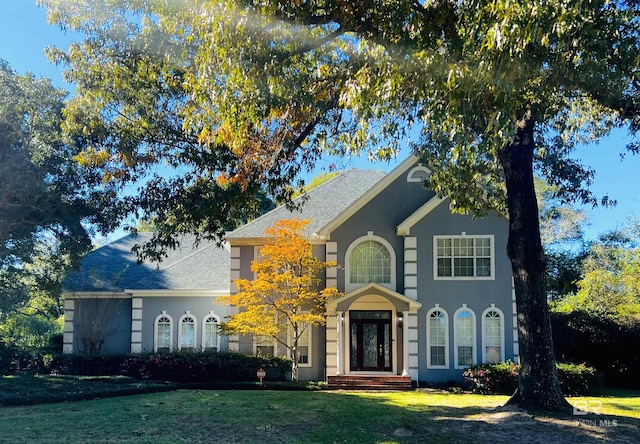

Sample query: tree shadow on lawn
[321,391,640,444]
[0,375,177,406]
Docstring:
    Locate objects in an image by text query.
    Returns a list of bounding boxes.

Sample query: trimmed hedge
[44,354,129,376]
[463,361,597,395]
[120,352,292,383]
[43,352,292,383]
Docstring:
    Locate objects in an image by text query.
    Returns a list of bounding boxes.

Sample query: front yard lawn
[0,374,176,406]
[0,377,638,443]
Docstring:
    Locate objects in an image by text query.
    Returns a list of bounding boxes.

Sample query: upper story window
[345,233,396,292]
[407,164,431,182]
[434,234,494,280]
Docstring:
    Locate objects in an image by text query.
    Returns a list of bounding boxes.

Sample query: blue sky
[2,1,639,241]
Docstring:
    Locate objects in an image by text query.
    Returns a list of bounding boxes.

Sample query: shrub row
[462,361,597,396]
[120,352,292,383]
[42,351,293,383]
[551,310,640,388]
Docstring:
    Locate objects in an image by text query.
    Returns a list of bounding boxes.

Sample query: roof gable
[226,169,386,243]
[396,195,446,236]
[227,155,424,243]
[316,155,420,238]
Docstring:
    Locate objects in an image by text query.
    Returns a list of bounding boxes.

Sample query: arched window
[202,312,220,352]
[178,312,196,351]
[454,306,476,369]
[482,306,504,363]
[427,306,449,369]
[154,311,173,352]
[345,233,395,291]
[407,164,431,182]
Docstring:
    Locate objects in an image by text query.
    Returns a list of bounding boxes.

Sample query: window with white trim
[154,312,173,352]
[407,164,430,182]
[482,307,504,363]
[289,323,311,367]
[255,336,275,357]
[454,306,476,369]
[345,233,396,291]
[427,307,449,368]
[202,312,220,352]
[434,235,494,279]
[178,312,196,351]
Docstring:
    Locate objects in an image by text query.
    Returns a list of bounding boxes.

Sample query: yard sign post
[257,368,266,386]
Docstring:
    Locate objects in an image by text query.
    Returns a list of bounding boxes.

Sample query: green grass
[0,374,176,406]
[0,377,638,443]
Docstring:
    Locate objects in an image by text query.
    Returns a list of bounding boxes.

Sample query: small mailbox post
[257,368,266,386]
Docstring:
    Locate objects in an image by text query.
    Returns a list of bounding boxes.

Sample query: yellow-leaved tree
[217,219,341,381]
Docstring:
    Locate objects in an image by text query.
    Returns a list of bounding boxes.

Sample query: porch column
[336,311,343,375]
[402,311,410,376]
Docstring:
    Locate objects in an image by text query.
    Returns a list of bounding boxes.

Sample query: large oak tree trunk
[498,115,573,412]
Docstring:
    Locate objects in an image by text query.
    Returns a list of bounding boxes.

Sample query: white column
[130,298,143,353]
[336,311,343,375]
[403,237,418,299]
[402,311,410,376]
[228,246,241,352]
[63,299,74,354]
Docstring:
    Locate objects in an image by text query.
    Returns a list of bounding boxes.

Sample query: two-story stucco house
[63,156,518,385]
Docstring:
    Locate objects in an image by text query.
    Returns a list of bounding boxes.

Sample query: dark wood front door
[350,311,392,372]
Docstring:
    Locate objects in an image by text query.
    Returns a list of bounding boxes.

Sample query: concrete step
[327,375,413,391]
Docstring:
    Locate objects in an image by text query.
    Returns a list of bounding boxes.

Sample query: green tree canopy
[0,60,95,319]
[42,0,640,411]
[40,0,285,261]
[556,218,640,319]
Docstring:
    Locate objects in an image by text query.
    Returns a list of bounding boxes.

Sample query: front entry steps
[327,375,413,390]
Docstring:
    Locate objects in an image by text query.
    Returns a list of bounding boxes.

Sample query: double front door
[349,311,392,372]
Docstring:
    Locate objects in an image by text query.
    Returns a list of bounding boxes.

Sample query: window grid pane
[456,310,474,367]
[485,311,502,363]
[458,346,473,366]
[157,317,171,349]
[436,236,492,278]
[350,240,391,284]
[429,311,446,366]
[180,316,195,348]
[204,317,219,350]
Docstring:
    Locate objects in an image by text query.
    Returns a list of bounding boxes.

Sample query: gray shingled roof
[63,233,230,292]
[226,169,386,239]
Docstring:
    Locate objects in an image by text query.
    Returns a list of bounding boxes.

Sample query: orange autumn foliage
[217,218,341,380]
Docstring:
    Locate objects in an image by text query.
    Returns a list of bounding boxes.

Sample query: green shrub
[0,341,40,375]
[120,352,292,383]
[462,361,519,394]
[43,351,292,383]
[463,361,597,395]
[556,362,598,396]
[551,310,640,388]
[44,354,128,375]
